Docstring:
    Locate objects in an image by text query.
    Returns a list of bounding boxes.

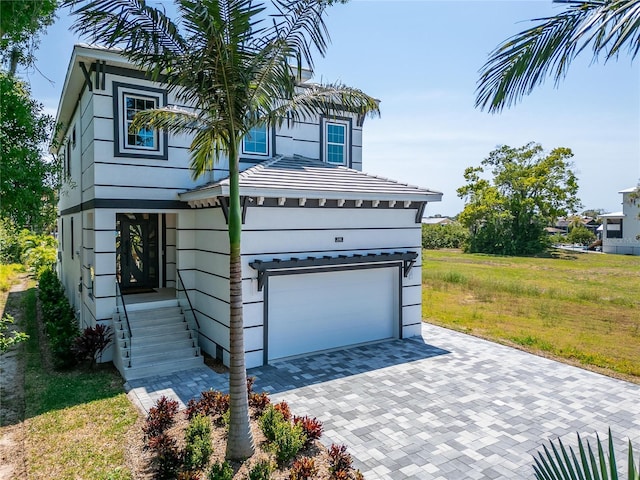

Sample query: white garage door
[268,267,398,361]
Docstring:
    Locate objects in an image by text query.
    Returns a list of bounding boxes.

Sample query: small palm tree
[476,0,640,112]
[65,0,379,458]
[533,429,639,480]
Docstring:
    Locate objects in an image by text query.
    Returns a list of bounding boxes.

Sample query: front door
[116,213,159,292]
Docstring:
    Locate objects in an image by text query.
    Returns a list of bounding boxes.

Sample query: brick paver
[126,323,640,479]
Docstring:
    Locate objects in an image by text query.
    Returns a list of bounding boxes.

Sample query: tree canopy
[0,72,57,233]
[0,0,57,70]
[457,143,581,255]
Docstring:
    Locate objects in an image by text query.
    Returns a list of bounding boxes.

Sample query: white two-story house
[599,187,640,256]
[54,45,442,380]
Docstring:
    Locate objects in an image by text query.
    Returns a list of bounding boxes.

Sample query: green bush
[270,420,306,465]
[0,313,29,353]
[208,461,234,480]
[184,414,213,471]
[248,458,275,480]
[421,222,469,249]
[38,267,79,369]
[259,405,286,443]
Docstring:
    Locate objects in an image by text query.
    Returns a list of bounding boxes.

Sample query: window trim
[112,82,168,159]
[242,124,270,156]
[320,115,352,167]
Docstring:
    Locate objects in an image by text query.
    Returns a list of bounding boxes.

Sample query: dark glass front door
[116,213,159,292]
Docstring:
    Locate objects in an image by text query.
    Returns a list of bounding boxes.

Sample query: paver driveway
[127,323,640,479]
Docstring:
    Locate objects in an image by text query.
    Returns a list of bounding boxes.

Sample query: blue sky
[25,0,640,217]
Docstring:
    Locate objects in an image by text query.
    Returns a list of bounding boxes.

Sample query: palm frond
[64,0,187,76]
[476,0,640,112]
[264,82,380,127]
[533,429,639,480]
[129,107,204,135]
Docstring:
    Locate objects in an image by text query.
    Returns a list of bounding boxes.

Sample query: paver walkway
[126,323,640,479]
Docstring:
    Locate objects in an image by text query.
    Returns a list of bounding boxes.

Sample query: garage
[267,266,399,361]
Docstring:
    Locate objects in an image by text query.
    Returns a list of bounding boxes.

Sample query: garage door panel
[268,267,397,360]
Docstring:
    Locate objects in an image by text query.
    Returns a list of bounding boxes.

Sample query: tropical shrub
[143,396,179,440]
[249,391,271,417]
[208,461,234,480]
[270,420,306,465]
[38,267,79,368]
[186,389,230,420]
[248,458,275,480]
[147,434,182,480]
[293,416,323,446]
[289,457,318,480]
[273,400,292,421]
[533,429,639,480]
[184,414,213,472]
[72,324,113,368]
[328,444,353,478]
[259,405,286,443]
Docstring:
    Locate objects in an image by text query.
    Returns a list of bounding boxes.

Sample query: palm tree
[65,0,379,458]
[476,0,640,112]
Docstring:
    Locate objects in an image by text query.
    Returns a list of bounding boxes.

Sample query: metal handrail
[115,280,132,339]
[176,269,200,331]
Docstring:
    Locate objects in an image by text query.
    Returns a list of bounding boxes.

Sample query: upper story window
[125,95,158,149]
[326,123,346,164]
[321,116,351,166]
[113,82,168,159]
[242,124,269,156]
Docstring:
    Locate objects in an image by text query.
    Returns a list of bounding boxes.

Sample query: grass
[422,249,640,380]
[0,263,24,292]
[0,266,139,479]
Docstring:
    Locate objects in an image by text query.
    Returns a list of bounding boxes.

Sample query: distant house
[53,45,443,380]
[599,187,640,255]
[553,216,600,234]
[422,216,454,226]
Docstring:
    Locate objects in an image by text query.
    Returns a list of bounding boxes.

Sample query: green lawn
[422,249,640,380]
[0,267,139,479]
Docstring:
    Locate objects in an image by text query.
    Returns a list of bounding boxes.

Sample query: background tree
[0,72,57,233]
[476,0,640,112]
[457,142,581,255]
[566,224,596,245]
[66,0,379,459]
[0,0,57,73]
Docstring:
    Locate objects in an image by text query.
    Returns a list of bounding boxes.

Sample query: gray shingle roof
[180,156,442,203]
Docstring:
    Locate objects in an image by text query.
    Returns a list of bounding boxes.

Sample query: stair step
[128,347,200,367]
[125,299,179,312]
[121,338,198,357]
[127,306,182,319]
[129,322,190,337]
[127,314,186,329]
[128,329,195,346]
[122,356,205,380]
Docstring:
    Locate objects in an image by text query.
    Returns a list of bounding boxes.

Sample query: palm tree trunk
[225,140,255,460]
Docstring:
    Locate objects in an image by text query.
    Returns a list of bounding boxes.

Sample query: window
[113,82,168,159]
[326,123,346,164]
[72,125,76,148]
[66,140,71,177]
[321,117,351,166]
[242,124,269,156]
[124,94,157,149]
[70,217,74,259]
[606,219,623,239]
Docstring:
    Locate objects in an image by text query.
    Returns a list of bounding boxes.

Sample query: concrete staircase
[113,299,203,380]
